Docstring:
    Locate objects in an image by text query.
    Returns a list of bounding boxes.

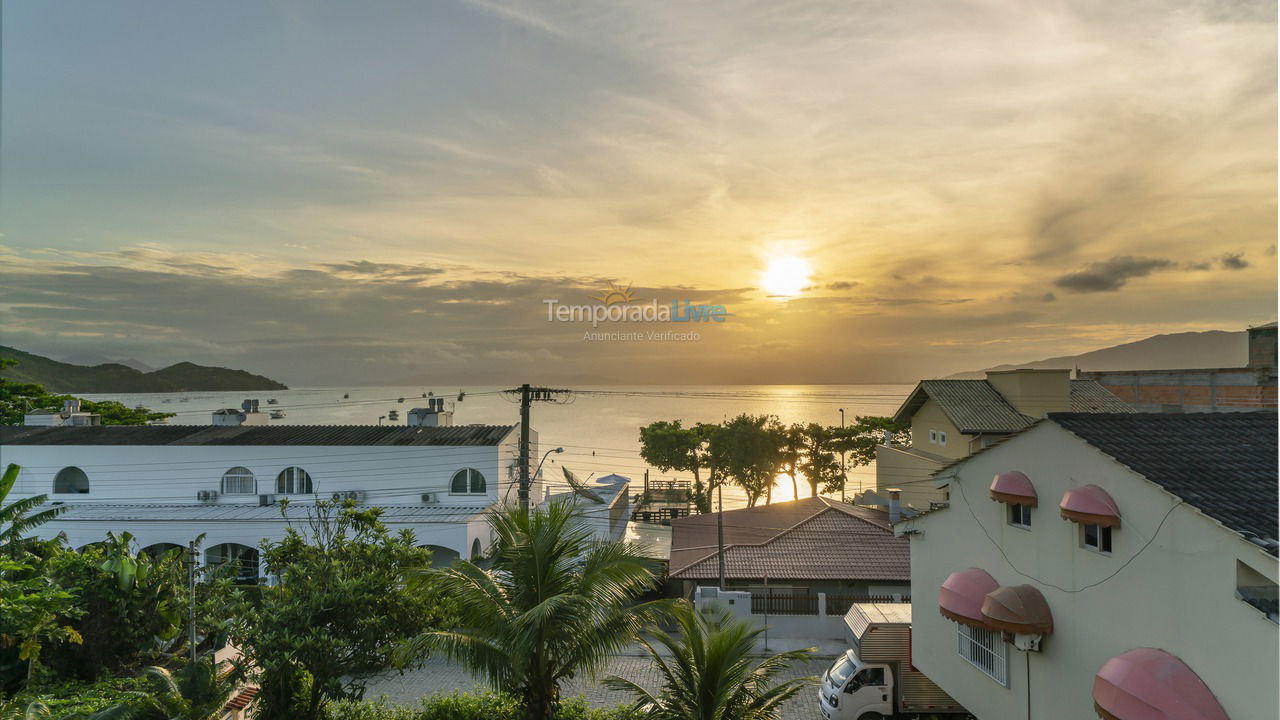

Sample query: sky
[1,0,1275,386]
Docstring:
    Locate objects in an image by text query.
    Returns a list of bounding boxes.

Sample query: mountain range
[947,330,1250,379]
[0,345,288,393]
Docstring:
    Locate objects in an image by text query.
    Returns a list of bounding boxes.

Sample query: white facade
[897,421,1278,720]
[2,423,540,577]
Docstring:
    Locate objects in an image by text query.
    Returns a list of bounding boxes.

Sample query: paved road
[363,651,834,718]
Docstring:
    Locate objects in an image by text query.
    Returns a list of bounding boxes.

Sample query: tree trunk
[790,471,798,499]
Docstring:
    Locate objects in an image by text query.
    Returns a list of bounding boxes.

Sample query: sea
[80,384,913,555]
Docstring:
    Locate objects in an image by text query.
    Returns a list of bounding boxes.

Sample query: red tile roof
[668,497,908,582]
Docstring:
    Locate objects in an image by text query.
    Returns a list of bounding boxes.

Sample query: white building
[896,411,1277,720]
[0,420,540,580]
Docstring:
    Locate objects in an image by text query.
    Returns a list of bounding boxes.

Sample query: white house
[896,411,1278,720]
[0,417,540,580]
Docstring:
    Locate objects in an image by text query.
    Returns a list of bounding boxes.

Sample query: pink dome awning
[990,471,1038,506]
[938,567,998,628]
[981,584,1053,635]
[1060,484,1121,528]
[1093,648,1229,720]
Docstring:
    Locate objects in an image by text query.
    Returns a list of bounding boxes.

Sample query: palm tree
[88,658,244,720]
[396,498,664,720]
[607,601,815,720]
[1,464,66,558]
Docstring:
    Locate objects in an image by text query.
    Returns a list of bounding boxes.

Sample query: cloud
[1184,260,1213,271]
[1219,252,1250,270]
[1053,256,1175,293]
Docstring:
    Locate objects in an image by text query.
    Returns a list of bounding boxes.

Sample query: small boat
[397,397,405,404]
[161,399,172,404]
[267,398,279,405]
[421,392,428,398]
[388,410,399,421]
[270,410,286,419]
[179,398,190,403]
[343,393,350,399]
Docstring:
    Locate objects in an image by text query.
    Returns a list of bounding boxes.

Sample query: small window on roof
[1081,523,1112,554]
[929,430,937,444]
[939,431,947,445]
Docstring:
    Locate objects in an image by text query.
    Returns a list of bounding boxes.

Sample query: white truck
[818,602,971,720]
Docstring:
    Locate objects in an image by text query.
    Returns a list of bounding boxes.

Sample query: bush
[15,673,154,716]
[323,690,638,720]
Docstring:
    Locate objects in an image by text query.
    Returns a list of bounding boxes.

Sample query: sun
[761,256,812,297]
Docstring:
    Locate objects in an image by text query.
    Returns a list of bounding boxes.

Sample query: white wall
[898,422,1279,720]
[1,436,515,562]
[3,442,509,506]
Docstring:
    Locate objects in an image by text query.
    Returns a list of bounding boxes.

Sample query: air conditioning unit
[331,490,364,503]
[421,492,440,505]
[258,494,276,506]
[196,490,218,502]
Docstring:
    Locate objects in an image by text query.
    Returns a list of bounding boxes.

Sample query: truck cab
[819,650,893,720]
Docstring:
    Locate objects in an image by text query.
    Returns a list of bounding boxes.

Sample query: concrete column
[818,592,828,618]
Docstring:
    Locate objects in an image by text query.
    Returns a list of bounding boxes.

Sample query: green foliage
[607,601,815,720]
[397,499,665,720]
[10,673,154,718]
[0,559,83,690]
[0,360,173,426]
[37,540,185,682]
[797,424,842,497]
[1,464,68,559]
[323,691,638,720]
[712,415,783,508]
[224,501,454,720]
[87,659,245,720]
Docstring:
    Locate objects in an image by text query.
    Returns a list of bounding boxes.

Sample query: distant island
[0,345,288,393]
[947,329,1249,379]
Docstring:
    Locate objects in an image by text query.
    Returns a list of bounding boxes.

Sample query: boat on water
[343,393,349,399]
[267,398,279,405]
[388,410,399,421]
[397,397,405,403]
[270,409,286,419]
[179,398,190,403]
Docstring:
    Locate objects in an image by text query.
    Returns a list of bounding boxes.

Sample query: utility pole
[187,540,197,663]
[717,480,726,589]
[512,385,574,514]
[839,408,847,502]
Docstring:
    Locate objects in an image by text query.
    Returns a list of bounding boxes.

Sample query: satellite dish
[561,466,605,504]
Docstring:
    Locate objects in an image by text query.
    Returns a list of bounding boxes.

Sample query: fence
[749,591,911,617]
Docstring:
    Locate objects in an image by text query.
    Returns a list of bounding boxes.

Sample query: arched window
[53,466,90,494]
[222,467,256,495]
[450,468,486,494]
[276,467,313,494]
[206,543,260,584]
[470,538,483,560]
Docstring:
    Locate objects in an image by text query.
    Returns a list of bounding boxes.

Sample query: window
[1008,503,1032,528]
[957,623,1008,686]
[939,431,947,445]
[1082,523,1112,553]
[221,467,256,494]
[53,466,90,494]
[929,430,938,443]
[450,468,487,494]
[847,667,886,692]
[276,466,313,494]
[1236,560,1279,624]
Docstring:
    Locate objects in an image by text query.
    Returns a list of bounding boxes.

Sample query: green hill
[0,346,288,393]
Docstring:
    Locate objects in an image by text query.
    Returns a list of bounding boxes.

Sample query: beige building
[896,412,1277,720]
[876,369,1132,509]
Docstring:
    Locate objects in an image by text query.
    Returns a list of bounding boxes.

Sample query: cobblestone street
[362,651,834,718]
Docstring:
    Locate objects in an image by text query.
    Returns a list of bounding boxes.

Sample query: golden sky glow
[0,1,1274,385]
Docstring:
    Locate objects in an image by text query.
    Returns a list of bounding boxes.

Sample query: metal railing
[748,592,911,616]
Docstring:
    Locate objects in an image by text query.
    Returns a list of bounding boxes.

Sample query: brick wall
[1080,368,1277,413]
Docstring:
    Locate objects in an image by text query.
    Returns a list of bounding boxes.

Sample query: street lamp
[534,447,564,484]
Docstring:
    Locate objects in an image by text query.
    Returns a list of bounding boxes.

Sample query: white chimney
[887,488,901,524]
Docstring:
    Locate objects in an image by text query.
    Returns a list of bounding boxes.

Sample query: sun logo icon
[590,281,639,305]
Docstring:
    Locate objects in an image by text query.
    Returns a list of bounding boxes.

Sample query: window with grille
[276,466,313,494]
[957,623,1008,686]
[221,467,256,494]
[450,468,486,494]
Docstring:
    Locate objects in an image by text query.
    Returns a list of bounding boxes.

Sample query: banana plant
[99,531,141,592]
[0,464,67,559]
